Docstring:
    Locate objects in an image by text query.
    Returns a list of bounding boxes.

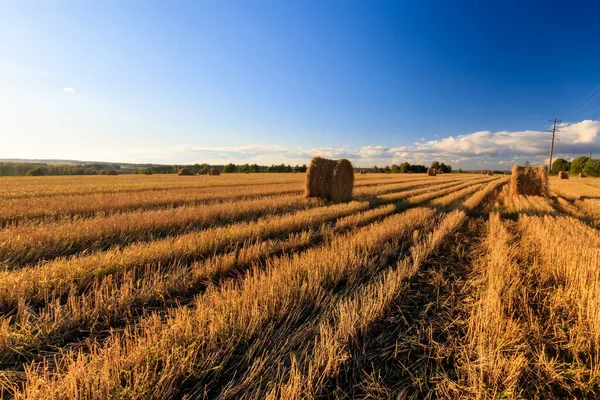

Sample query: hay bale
[106,170,118,176]
[178,168,194,176]
[407,170,412,174]
[488,170,494,176]
[99,171,107,175]
[427,168,437,176]
[558,171,569,179]
[360,170,367,175]
[208,168,221,176]
[198,169,208,175]
[510,165,548,197]
[144,170,153,175]
[305,157,354,202]
[579,172,587,178]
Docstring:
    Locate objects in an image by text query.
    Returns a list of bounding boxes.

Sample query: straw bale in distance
[579,172,587,178]
[106,170,118,176]
[510,165,548,196]
[305,157,354,201]
[558,171,569,179]
[488,170,494,176]
[178,168,194,176]
[208,168,221,176]
[144,170,153,175]
[427,168,437,176]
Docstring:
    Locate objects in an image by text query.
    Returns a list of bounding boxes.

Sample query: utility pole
[548,118,557,175]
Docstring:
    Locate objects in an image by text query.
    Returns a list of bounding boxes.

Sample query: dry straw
[208,168,221,176]
[178,168,194,176]
[510,165,548,196]
[579,172,587,178]
[305,157,354,201]
[427,168,437,176]
[558,171,569,179]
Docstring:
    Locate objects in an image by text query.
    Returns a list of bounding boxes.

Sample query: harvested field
[0,172,599,399]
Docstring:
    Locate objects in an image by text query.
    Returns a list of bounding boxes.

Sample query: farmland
[0,172,599,399]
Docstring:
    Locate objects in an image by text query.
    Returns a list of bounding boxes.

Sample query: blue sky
[2,0,600,168]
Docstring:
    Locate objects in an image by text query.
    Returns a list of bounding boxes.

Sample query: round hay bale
[488,170,494,176]
[144,170,153,175]
[106,170,118,176]
[558,171,569,179]
[360,170,367,175]
[208,168,221,176]
[579,172,587,178]
[427,168,437,176]
[305,157,354,202]
[510,165,548,197]
[407,170,412,174]
[178,168,194,176]
[198,169,208,175]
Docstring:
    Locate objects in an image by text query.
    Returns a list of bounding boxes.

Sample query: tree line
[0,160,455,177]
[551,156,600,177]
[0,162,310,176]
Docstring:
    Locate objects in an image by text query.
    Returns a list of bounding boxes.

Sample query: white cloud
[62,87,75,93]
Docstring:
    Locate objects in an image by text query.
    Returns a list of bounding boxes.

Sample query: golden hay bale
[106,170,118,176]
[510,165,548,197]
[305,157,354,202]
[198,169,208,175]
[407,170,412,174]
[579,172,587,178]
[488,170,494,176]
[178,168,194,176]
[427,168,436,176]
[208,168,221,176]
[360,170,367,175]
[558,171,569,179]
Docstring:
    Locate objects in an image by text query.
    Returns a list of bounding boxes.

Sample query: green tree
[390,164,400,173]
[371,166,379,173]
[26,167,45,176]
[583,158,600,177]
[551,158,570,175]
[400,162,410,173]
[223,163,237,173]
[383,165,391,173]
[431,161,440,170]
[570,156,590,174]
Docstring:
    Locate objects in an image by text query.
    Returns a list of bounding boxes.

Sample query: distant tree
[458,168,463,174]
[383,165,391,173]
[238,163,250,173]
[524,160,530,167]
[26,167,45,176]
[431,161,440,170]
[223,163,237,173]
[249,164,260,173]
[551,158,570,175]
[372,166,379,173]
[400,162,410,173]
[583,158,600,177]
[296,164,307,173]
[570,156,590,174]
[390,164,400,173]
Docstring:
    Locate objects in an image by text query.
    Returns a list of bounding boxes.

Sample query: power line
[565,84,600,121]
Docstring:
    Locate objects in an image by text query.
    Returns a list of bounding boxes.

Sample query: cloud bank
[123,120,600,169]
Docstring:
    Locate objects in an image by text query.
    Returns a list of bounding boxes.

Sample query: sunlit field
[0,172,599,399]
